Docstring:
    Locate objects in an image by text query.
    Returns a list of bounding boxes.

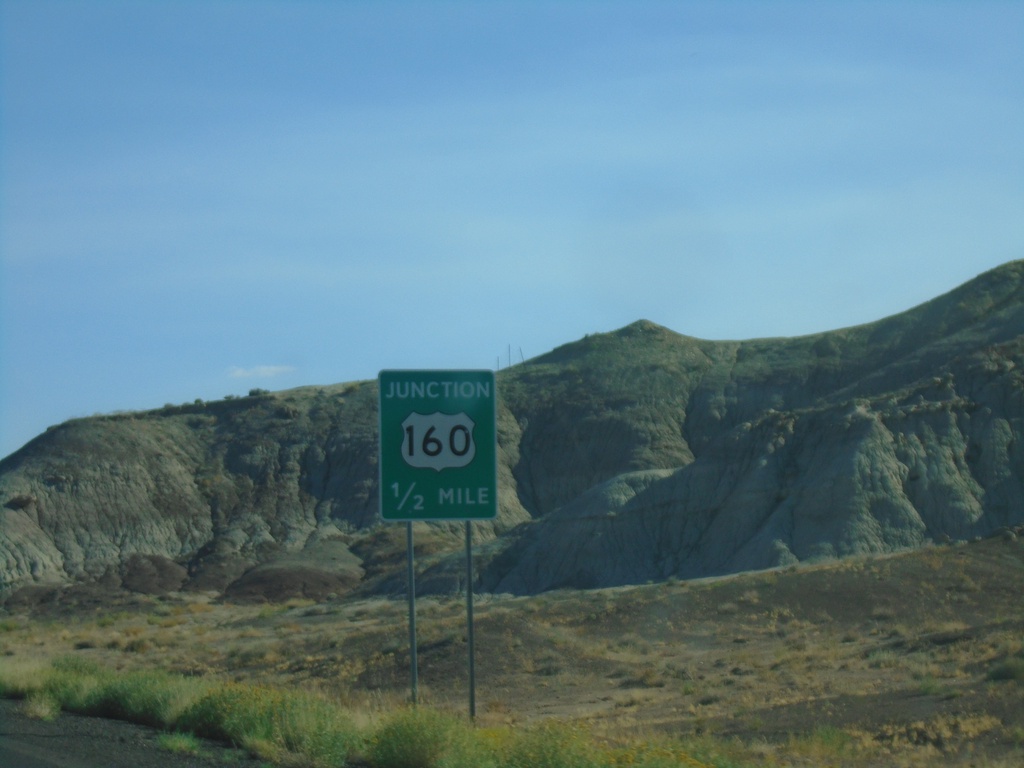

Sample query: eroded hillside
[2,261,1023,601]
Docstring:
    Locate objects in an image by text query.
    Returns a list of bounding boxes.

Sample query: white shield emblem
[400,411,476,471]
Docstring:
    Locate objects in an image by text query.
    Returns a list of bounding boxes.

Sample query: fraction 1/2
[392,482,423,512]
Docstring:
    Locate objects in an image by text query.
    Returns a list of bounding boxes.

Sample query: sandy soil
[2,532,1023,766]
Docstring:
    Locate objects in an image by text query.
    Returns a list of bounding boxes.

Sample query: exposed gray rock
[2,261,1023,600]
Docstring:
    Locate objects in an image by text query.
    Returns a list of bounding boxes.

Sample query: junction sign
[378,370,497,522]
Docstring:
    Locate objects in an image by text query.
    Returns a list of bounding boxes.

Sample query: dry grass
[0,536,1022,767]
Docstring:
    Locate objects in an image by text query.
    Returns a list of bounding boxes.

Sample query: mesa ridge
[2,260,1022,602]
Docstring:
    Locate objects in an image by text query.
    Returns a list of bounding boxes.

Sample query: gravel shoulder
[0,699,263,768]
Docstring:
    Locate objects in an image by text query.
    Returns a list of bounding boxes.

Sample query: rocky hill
[2,261,1022,602]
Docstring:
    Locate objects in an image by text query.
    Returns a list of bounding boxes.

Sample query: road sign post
[379,369,497,715]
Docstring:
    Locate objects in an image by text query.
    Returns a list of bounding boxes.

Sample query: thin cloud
[228,365,296,379]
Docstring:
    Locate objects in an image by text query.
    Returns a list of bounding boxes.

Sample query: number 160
[405,424,472,458]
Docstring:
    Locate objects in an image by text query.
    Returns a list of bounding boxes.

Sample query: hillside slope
[2,261,1023,600]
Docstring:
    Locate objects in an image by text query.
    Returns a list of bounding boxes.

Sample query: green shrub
[49,655,103,676]
[22,690,61,721]
[0,658,50,697]
[606,744,692,768]
[177,683,284,744]
[33,658,204,729]
[367,707,465,768]
[157,732,202,755]
[90,671,204,728]
[501,721,605,768]
[42,658,106,712]
[177,682,361,765]
[272,689,363,765]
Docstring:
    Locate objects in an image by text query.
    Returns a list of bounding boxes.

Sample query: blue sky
[1,0,1022,460]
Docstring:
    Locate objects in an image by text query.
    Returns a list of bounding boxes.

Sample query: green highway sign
[378,369,497,521]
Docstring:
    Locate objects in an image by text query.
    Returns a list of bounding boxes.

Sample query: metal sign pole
[407,521,418,706]
[466,520,476,720]
[378,370,496,716]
